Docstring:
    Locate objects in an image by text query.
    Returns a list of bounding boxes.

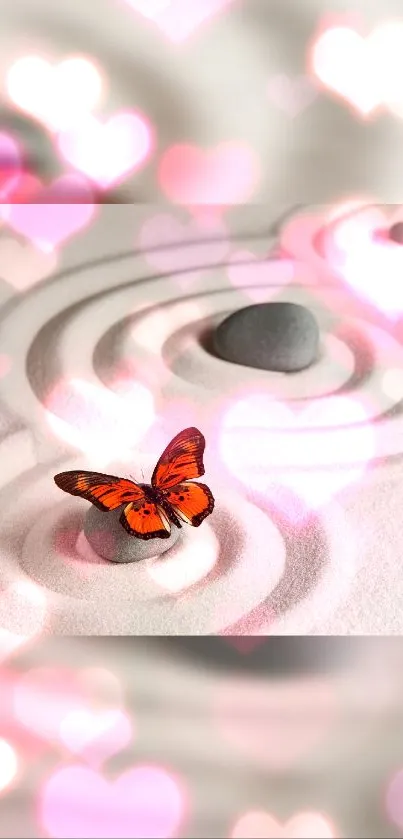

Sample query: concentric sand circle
[1,207,403,633]
[0,431,362,634]
[0,443,286,633]
[13,263,403,462]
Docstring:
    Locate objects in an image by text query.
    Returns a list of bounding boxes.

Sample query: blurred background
[1,0,403,836]
[1,0,403,207]
[1,638,403,838]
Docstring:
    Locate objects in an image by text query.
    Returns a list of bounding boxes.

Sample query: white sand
[0,205,402,634]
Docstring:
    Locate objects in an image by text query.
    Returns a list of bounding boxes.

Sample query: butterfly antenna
[128,469,145,483]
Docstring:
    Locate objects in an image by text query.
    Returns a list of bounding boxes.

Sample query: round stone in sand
[83,505,181,562]
[213,301,319,372]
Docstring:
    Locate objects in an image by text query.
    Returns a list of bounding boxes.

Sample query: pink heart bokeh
[38,764,186,839]
[58,111,153,189]
[311,20,403,118]
[6,55,104,133]
[158,142,259,208]
[227,251,295,302]
[14,667,94,744]
[219,394,374,519]
[312,25,383,115]
[385,768,403,832]
[320,204,403,319]
[139,212,230,287]
[124,0,233,42]
[60,707,133,767]
[0,669,51,763]
[3,174,96,251]
[44,376,155,465]
[231,809,337,838]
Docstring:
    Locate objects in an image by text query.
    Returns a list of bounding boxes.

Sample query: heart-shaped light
[58,111,153,189]
[38,764,186,839]
[158,142,259,207]
[3,173,96,251]
[321,205,403,318]
[312,21,403,118]
[60,708,133,767]
[231,809,337,838]
[7,55,103,132]
[124,0,233,43]
[219,393,374,520]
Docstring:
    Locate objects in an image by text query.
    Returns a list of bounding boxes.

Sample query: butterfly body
[130,483,184,531]
[54,427,215,540]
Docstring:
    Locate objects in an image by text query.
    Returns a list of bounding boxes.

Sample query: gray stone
[83,505,181,563]
[212,301,319,372]
[389,222,403,244]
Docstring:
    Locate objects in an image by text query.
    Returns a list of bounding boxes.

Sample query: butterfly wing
[53,470,145,511]
[120,502,171,540]
[152,427,206,490]
[163,481,215,527]
[54,470,172,540]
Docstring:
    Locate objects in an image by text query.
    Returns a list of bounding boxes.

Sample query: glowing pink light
[59,708,133,768]
[231,809,337,838]
[73,528,117,572]
[6,55,104,132]
[311,21,403,119]
[386,768,403,832]
[124,0,233,43]
[138,212,230,287]
[144,398,201,458]
[38,764,186,839]
[219,393,374,518]
[56,525,118,578]
[3,174,96,251]
[158,142,259,208]
[45,377,155,465]
[279,199,373,282]
[14,667,91,744]
[312,26,383,115]
[0,131,22,200]
[109,354,170,402]
[323,205,403,318]
[0,237,58,291]
[147,523,218,593]
[227,251,295,303]
[0,355,12,379]
[0,739,18,793]
[58,111,153,189]
[0,670,49,762]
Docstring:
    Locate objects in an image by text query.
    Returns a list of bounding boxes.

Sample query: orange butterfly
[54,427,215,540]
